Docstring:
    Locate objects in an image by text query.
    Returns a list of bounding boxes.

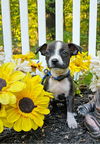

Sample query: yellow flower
[29,61,44,72]
[69,52,91,75]
[0,118,4,133]
[12,52,35,62]
[7,73,53,132]
[0,104,13,133]
[0,62,25,105]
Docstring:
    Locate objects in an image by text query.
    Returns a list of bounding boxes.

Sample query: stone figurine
[78,89,100,138]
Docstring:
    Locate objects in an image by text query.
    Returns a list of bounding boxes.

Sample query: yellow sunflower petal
[32,112,44,127]
[31,75,42,83]
[1,63,15,79]
[13,116,22,132]
[0,92,16,105]
[31,85,43,99]
[12,54,22,59]
[35,107,50,114]
[8,92,16,104]
[7,108,20,123]
[44,91,54,98]
[2,118,13,128]
[7,81,26,92]
[23,72,31,82]
[31,120,38,130]
[35,97,50,105]
[0,119,3,133]
[0,93,10,104]
[22,117,32,131]
[38,104,49,107]
[9,71,25,82]
[0,105,6,117]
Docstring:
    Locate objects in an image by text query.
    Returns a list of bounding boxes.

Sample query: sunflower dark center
[0,78,7,91]
[19,97,36,113]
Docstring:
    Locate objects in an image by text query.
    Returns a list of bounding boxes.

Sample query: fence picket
[37,0,46,66]
[88,0,97,57]
[19,0,30,54]
[55,0,63,41]
[72,0,80,45]
[1,0,12,61]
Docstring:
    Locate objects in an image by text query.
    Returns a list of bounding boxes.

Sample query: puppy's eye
[45,51,50,57]
[62,50,67,55]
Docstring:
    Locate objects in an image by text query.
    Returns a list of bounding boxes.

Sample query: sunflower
[29,61,44,72]
[7,73,53,132]
[0,62,25,105]
[69,52,91,76]
[12,52,35,62]
[0,103,12,133]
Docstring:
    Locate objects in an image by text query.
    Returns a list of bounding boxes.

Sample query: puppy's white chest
[48,78,70,98]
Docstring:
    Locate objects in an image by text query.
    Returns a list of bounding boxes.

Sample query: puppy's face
[36,41,82,69]
[45,41,70,69]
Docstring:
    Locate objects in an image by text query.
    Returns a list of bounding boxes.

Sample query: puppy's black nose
[52,58,58,64]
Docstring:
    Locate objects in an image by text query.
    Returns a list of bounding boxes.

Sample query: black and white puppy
[36,41,82,129]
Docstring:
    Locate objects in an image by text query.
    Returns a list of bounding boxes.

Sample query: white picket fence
[1,0,98,65]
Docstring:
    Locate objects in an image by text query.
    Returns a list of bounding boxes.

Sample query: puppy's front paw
[77,105,88,116]
[67,112,78,129]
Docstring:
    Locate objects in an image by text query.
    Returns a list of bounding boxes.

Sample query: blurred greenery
[74,71,93,96]
[0,0,100,53]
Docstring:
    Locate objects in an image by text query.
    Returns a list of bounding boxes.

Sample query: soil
[0,91,100,144]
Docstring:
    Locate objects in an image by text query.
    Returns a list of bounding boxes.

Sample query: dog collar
[42,69,70,84]
[51,70,70,81]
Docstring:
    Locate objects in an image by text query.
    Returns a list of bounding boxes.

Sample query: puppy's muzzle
[51,58,59,65]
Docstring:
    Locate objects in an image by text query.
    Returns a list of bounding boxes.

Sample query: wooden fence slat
[37,0,46,66]
[88,0,97,57]
[72,0,80,45]
[19,0,30,54]
[55,0,63,41]
[1,0,12,61]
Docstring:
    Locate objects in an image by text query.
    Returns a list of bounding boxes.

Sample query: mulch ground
[0,91,100,144]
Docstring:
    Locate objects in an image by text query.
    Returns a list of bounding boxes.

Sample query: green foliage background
[0,0,100,53]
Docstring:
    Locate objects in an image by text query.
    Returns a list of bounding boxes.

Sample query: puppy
[36,41,82,129]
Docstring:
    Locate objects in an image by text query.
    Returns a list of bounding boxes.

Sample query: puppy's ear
[68,43,82,56]
[35,43,47,55]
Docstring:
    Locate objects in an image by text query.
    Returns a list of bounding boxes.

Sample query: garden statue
[78,89,100,138]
